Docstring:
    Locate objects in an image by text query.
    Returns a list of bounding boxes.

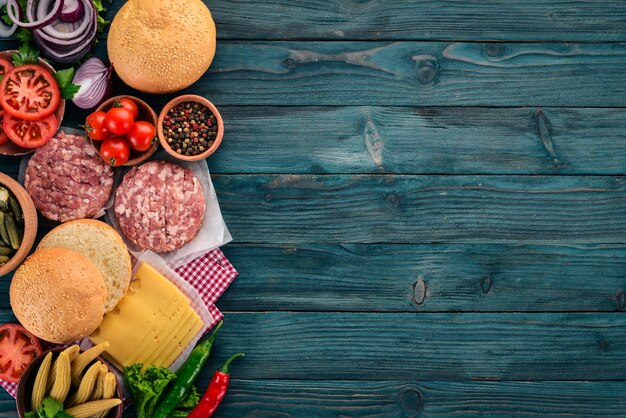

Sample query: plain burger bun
[108,0,217,94]
[38,219,132,313]
[10,248,107,344]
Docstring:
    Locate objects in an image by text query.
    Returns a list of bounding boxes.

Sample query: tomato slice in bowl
[0,324,42,383]
[0,111,9,146]
[0,58,13,80]
[3,113,58,148]
[0,65,60,121]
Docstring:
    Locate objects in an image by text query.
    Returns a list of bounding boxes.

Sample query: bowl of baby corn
[16,342,122,418]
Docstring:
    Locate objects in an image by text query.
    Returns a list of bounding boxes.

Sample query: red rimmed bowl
[93,95,158,166]
[0,50,66,156]
[16,347,123,418]
[157,94,223,161]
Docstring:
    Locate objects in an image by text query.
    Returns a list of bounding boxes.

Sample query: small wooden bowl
[16,347,123,418]
[94,95,158,166]
[0,173,36,277]
[157,94,223,161]
[0,50,66,156]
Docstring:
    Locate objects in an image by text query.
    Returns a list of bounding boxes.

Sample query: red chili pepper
[187,353,244,418]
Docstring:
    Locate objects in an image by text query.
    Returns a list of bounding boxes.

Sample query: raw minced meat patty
[114,160,206,252]
[25,131,114,222]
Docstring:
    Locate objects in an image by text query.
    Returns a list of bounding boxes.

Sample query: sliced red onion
[72,57,112,109]
[35,18,93,46]
[58,0,83,23]
[33,0,96,63]
[38,0,90,39]
[0,0,18,37]
[8,0,64,30]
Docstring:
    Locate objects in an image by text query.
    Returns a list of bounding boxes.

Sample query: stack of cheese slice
[89,262,204,369]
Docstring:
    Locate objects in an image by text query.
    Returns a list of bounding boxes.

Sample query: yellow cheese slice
[143,306,195,364]
[158,315,204,368]
[89,262,197,368]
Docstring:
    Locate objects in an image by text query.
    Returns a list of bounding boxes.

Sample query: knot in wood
[412,277,427,306]
[416,58,439,85]
[284,58,296,68]
[401,388,423,412]
[483,43,504,59]
[385,194,400,209]
[264,193,273,203]
[616,290,625,311]
[481,276,492,294]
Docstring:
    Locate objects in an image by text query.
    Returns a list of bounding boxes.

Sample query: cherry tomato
[0,65,60,121]
[117,98,139,119]
[85,111,109,141]
[105,107,134,135]
[0,58,14,80]
[0,111,9,146]
[126,121,155,152]
[3,113,58,148]
[100,137,130,166]
[0,324,42,383]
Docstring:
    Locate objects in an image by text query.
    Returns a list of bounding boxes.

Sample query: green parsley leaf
[91,0,110,33]
[1,5,12,26]
[53,68,80,100]
[12,44,39,66]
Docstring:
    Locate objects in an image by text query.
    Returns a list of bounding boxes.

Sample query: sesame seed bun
[10,248,107,344]
[38,219,132,313]
[107,0,216,94]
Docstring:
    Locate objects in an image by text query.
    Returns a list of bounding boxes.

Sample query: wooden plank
[0,243,624,313]
[210,106,626,175]
[216,380,626,417]
[212,174,626,244]
[207,312,626,380]
[217,243,626,312]
[104,1,626,42]
[200,41,626,107]
[7,106,626,175]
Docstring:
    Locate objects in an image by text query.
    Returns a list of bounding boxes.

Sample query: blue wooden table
[2,0,626,416]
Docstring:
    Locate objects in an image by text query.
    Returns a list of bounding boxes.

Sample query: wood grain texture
[216,244,626,312]
[199,41,626,107]
[209,312,626,380]
[209,106,626,174]
[215,380,626,417]
[7,106,626,175]
[213,174,626,244]
[103,0,626,42]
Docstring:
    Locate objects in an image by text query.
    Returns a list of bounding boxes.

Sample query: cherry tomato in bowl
[85,111,109,141]
[127,121,156,152]
[0,65,60,121]
[105,107,134,135]
[0,324,42,383]
[100,137,130,167]
[3,113,58,148]
[117,97,139,119]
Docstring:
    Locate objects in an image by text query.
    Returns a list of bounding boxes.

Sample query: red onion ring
[7,0,64,30]
[0,0,18,37]
[58,0,83,23]
[38,0,90,39]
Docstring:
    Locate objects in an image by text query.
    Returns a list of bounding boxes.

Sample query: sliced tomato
[0,111,9,146]
[4,113,58,148]
[0,58,14,81]
[0,324,42,383]
[0,65,60,121]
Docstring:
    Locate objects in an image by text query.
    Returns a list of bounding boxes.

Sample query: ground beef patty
[115,160,206,252]
[25,131,114,222]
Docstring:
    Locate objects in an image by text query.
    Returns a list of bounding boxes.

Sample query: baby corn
[47,345,81,393]
[71,342,109,386]
[49,352,71,404]
[31,351,53,411]
[65,398,122,418]
[67,362,101,407]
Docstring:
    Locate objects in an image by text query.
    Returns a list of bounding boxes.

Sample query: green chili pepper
[152,320,223,418]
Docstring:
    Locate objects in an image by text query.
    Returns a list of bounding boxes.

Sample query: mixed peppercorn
[163,102,218,157]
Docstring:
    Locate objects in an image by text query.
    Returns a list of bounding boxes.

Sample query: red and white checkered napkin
[0,248,238,398]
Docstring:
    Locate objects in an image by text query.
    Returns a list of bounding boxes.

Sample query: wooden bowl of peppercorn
[157,94,224,161]
[95,95,159,166]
